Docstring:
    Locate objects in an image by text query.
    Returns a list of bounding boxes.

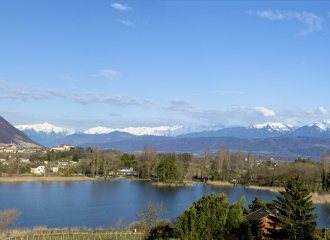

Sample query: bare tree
[201,148,211,181]
[137,201,169,230]
[322,149,329,191]
[0,209,21,237]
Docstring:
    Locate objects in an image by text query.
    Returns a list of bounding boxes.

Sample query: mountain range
[9,119,330,159]
[15,120,330,147]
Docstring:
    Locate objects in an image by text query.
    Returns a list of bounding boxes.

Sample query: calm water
[0,179,328,229]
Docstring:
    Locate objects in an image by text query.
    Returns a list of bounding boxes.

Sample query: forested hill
[80,136,330,159]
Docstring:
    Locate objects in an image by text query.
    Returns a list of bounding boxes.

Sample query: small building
[58,159,69,168]
[245,208,280,240]
[30,165,45,175]
[51,144,75,152]
[117,167,134,175]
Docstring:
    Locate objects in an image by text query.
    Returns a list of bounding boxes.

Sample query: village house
[117,167,134,175]
[5,144,17,153]
[58,159,69,168]
[245,208,281,240]
[30,165,45,174]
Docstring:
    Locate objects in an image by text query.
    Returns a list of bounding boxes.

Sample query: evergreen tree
[176,193,252,240]
[269,174,318,240]
[155,153,180,183]
[72,153,79,162]
[244,196,276,215]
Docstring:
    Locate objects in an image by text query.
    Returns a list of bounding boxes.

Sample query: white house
[30,165,45,175]
[117,167,134,175]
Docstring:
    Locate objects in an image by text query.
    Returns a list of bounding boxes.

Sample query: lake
[0,179,328,229]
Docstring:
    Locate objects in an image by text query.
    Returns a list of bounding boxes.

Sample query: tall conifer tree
[269,174,318,240]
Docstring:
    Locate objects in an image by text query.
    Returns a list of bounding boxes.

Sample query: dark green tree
[72,153,79,162]
[244,196,276,215]
[155,153,180,183]
[326,172,330,191]
[269,174,318,240]
[176,192,252,240]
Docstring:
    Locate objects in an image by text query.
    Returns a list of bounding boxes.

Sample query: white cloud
[159,98,329,127]
[93,70,120,79]
[211,91,244,95]
[316,106,328,115]
[248,10,322,35]
[118,19,136,27]
[255,107,276,117]
[111,3,132,11]
[0,81,154,108]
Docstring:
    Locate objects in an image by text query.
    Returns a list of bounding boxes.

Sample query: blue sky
[1,0,330,131]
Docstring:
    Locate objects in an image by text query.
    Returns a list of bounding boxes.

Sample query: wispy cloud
[211,91,244,95]
[93,70,120,79]
[118,19,136,27]
[0,81,155,108]
[61,75,87,83]
[110,113,121,117]
[248,10,322,35]
[111,3,132,11]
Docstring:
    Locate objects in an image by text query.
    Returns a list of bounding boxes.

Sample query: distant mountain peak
[83,125,224,136]
[15,122,76,135]
[248,122,292,132]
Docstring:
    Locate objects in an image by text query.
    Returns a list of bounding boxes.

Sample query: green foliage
[120,153,134,167]
[147,219,175,239]
[155,153,180,182]
[176,192,251,240]
[244,196,276,215]
[266,159,272,166]
[268,174,318,240]
[326,172,330,191]
[72,153,79,162]
[294,158,311,164]
[209,171,222,181]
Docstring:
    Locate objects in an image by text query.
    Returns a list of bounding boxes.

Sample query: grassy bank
[245,185,330,203]
[0,176,96,182]
[152,182,193,187]
[206,181,234,187]
[0,226,145,240]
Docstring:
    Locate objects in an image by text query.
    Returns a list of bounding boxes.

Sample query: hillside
[81,136,330,159]
[0,116,43,148]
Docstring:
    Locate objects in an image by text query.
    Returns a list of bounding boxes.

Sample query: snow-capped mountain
[84,125,224,137]
[14,119,330,147]
[248,122,293,132]
[177,122,295,139]
[15,122,76,146]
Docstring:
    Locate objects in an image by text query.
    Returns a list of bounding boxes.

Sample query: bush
[147,219,175,239]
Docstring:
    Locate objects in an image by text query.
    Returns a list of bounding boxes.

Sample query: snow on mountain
[15,122,76,136]
[247,122,293,132]
[308,122,329,132]
[84,125,224,137]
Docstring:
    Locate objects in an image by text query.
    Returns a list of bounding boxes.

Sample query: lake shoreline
[0,176,97,182]
[244,185,330,204]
